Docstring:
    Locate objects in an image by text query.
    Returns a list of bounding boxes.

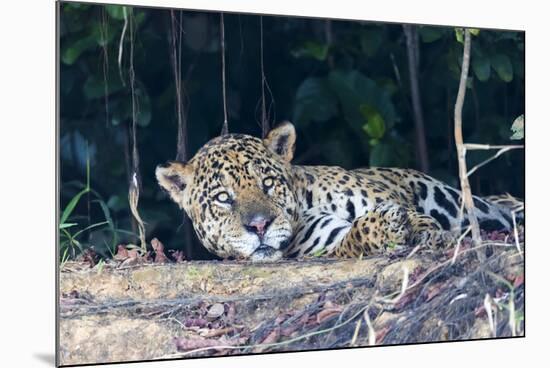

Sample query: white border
[1,0,547,367]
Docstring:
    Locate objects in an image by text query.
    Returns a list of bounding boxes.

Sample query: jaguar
[156,121,521,261]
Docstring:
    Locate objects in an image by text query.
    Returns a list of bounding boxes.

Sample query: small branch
[350,317,362,346]
[363,308,376,346]
[511,210,523,259]
[403,25,430,173]
[466,146,522,177]
[453,29,482,257]
[484,293,496,338]
[463,143,524,150]
[220,13,229,135]
[379,265,409,304]
[451,226,471,265]
[390,53,402,88]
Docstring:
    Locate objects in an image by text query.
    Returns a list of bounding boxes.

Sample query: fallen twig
[160,304,371,358]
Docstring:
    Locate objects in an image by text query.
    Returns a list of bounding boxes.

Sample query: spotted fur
[156,122,520,261]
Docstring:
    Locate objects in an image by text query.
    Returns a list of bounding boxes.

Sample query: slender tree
[403,24,430,173]
[453,29,482,254]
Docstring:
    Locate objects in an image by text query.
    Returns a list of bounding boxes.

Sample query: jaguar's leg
[406,210,455,249]
[329,203,456,258]
[329,202,412,258]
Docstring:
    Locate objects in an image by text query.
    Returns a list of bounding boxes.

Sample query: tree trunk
[403,25,430,173]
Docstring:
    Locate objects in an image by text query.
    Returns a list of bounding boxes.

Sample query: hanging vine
[168,10,194,258]
[170,10,188,162]
[124,7,147,253]
[99,7,110,126]
[220,13,229,135]
[260,16,268,137]
[258,16,275,137]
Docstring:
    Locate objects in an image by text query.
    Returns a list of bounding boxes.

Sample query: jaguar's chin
[250,244,283,262]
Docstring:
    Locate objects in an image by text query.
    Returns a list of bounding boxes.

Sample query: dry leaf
[207,303,225,321]
[202,327,234,338]
[260,327,280,345]
[114,244,129,260]
[316,306,343,324]
[151,238,169,263]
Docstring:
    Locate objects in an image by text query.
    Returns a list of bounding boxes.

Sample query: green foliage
[360,29,383,55]
[59,157,91,227]
[472,56,491,82]
[292,41,329,61]
[105,5,126,20]
[510,115,524,140]
[491,54,514,82]
[59,156,132,259]
[59,4,525,260]
[418,26,444,43]
[360,104,386,141]
[293,78,338,125]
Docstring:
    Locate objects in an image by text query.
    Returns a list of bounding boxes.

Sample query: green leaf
[491,54,514,82]
[368,139,410,167]
[510,114,524,140]
[468,28,480,36]
[360,105,386,139]
[360,29,383,56]
[369,143,394,167]
[369,138,380,146]
[311,249,326,257]
[455,28,464,43]
[59,223,78,229]
[472,56,491,82]
[293,77,338,126]
[60,156,90,227]
[93,199,114,227]
[96,259,105,274]
[72,221,109,240]
[109,86,153,127]
[327,70,397,130]
[418,27,444,43]
[83,75,124,100]
[64,3,90,10]
[105,5,127,20]
[59,187,90,226]
[291,41,329,61]
[61,35,96,65]
[107,195,126,212]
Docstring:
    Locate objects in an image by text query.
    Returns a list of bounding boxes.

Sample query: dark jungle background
[59,2,524,261]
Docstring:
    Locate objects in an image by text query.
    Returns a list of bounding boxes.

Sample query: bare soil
[58,240,524,366]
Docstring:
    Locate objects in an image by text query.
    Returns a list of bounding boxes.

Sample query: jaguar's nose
[244,215,274,237]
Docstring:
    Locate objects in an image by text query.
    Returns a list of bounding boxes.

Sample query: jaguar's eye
[215,191,232,204]
[263,177,275,189]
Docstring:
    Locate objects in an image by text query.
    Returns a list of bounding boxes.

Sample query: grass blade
[59,187,90,226]
[59,222,78,229]
[72,221,109,239]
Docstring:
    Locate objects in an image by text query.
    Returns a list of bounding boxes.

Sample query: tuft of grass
[59,156,135,261]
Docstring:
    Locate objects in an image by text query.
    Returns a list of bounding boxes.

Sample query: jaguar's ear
[263,121,296,162]
[155,161,194,206]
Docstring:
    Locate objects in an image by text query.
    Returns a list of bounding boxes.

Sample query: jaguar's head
[156,122,299,261]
